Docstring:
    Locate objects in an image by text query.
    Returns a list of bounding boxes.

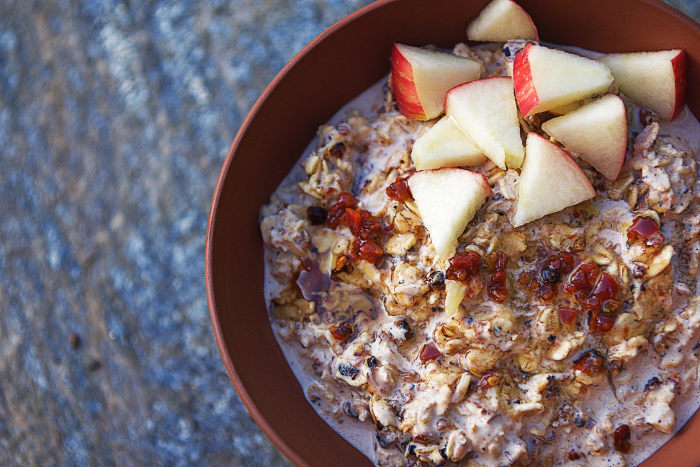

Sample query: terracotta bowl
[206,0,700,465]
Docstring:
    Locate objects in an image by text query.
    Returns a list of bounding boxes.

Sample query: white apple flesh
[391,43,482,120]
[512,133,596,227]
[513,44,614,117]
[467,0,538,42]
[445,77,524,169]
[542,95,627,181]
[598,49,686,121]
[411,116,487,170]
[408,168,492,260]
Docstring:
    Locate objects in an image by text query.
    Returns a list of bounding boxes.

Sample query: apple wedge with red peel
[391,43,482,120]
[411,116,487,170]
[467,0,538,42]
[408,168,492,260]
[446,77,524,169]
[542,95,627,181]
[512,133,596,227]
[598,50,686,121]
[513,44,614,117]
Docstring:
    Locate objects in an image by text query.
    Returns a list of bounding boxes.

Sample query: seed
[428,270,446,288]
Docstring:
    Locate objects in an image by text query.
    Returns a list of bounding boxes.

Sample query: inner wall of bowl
[208,0,700,465]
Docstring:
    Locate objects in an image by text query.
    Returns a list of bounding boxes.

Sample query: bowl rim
[206,1,700,465]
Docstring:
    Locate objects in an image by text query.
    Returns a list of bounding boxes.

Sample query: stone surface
[0,0,696,465]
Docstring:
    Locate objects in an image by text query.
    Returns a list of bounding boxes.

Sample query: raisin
[306,206,328,225]
[613,424,631,453]
[367,356,378,368]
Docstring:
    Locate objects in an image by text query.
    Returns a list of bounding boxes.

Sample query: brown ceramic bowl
[206,0,700,465]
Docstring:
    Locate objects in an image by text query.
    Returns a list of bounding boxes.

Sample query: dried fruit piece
[613,424,631,453]
[420,342,442,362]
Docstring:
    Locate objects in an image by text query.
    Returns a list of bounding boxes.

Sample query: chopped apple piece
[542,95,627,181]
[411,116,487,170]
[513,44,614,117]
[512,133,596,227]
[548,101,582,116]
[445,280,467,317]
[598,49,686,121]
[408,168,492,260]
[445,77,524,169]
[391,43,482,120]
[467,0,538,42]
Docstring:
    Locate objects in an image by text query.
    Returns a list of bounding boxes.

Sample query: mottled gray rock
[0,1,696,465]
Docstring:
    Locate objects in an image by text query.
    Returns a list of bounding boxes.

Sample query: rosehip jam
[386,177,411,202]
[585,273,619,311]
[446,251,482,282]
[613,424,631,453]
[588,310,615,332]
[330,321,354,343]
[564,263,599,301]
[572,349,605,375]
[326,192,358,228]
[419,342,441,362]
[307,206,328,225]
[487,251,508,303]
[627,216,659,242]
[350,238,383,264]
[343,208,382,240]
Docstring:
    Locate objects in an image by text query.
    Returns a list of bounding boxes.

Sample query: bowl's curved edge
[206,0,700,466]
[205,1,390,465]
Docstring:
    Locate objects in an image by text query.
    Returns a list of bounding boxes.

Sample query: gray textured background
[0,0,696,465]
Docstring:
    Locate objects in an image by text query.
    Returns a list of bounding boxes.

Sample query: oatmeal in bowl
[258,1,699,465]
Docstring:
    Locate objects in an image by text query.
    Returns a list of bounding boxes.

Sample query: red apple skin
[391,44,427,119]
[512,43,538,117]
[671,50,687,120]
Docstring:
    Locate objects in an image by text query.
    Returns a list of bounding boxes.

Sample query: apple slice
[512,133,596,227]
[445,280,467,317]
[408,168,492,260]
[513,44,614,117]
[542,95,627,181]
[548,101,582,116]
[598,50,686,121]
[411,116,487,170]
[391,43,482,120]
[467,0,538,42]
[445,77,524,169]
